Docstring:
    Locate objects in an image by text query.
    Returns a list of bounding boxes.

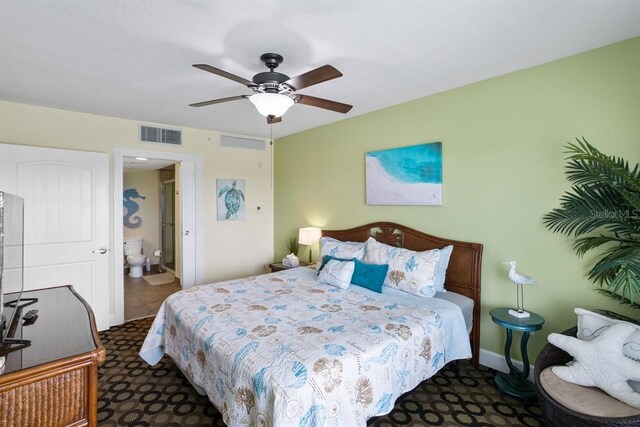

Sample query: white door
[178,161,196,288]
[0,143,110,330]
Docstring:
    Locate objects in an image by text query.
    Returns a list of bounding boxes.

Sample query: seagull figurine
[503,261,537,317]
[505,261,537,286]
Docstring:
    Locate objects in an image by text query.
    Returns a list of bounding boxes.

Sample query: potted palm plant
[543,137,640,317]
[285,236,300,257]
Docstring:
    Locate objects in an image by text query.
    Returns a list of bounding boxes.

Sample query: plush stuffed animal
[548,323,640,408]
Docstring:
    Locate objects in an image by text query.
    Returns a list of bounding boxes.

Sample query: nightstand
[269,262,310,272]
[490,307,545,399]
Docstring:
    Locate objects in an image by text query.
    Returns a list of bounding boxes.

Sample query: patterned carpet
[98,317,544,426]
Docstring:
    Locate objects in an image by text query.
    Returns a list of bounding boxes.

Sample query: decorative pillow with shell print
[316,236,366,270]
[363,237,440,297]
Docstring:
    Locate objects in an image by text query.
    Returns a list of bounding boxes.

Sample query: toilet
[124,237,145,278]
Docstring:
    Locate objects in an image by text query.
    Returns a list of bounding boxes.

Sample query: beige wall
[0,101,274,323]
[274,37,640,360]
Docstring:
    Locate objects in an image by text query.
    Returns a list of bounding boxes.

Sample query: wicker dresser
[0,286,106,427]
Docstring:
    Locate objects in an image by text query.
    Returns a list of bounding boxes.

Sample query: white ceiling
[123,157,176,171]
[1,1,639,139]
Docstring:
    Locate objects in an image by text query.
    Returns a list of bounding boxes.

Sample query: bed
[140,222,483,426]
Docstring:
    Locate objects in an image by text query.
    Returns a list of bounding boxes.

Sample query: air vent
[139,124,182,145]
[220,134,266,151]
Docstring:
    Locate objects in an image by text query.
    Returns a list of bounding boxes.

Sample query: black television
[0,191,30,346]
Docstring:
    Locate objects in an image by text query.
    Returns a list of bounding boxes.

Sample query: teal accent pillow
[319,255,388,293]
[351,258,389,293]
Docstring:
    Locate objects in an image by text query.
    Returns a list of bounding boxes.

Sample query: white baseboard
[479,348,535,383]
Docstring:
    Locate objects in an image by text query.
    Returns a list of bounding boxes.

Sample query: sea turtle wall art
[217,179,246,221]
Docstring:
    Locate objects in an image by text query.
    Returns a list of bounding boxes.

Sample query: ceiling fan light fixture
[249,93,294,118]
[190,54,352,121]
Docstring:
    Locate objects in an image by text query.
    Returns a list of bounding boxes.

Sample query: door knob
[92,247,108,254]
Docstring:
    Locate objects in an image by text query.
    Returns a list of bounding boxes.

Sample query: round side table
[490,307,544,399]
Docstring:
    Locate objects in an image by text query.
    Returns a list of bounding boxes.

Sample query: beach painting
[366,142,442,205]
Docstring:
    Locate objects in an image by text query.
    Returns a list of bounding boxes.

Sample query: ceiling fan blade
[296,94,352,114]
[267,116,282,124]
[284,65,342,91]
[193,64,254,86]
[189,95,248,107]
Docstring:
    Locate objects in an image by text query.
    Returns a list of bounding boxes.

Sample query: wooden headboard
[323,221,483,368]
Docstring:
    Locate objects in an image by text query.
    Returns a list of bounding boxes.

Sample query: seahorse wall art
[123,188,146,228]
[217,179,246,221]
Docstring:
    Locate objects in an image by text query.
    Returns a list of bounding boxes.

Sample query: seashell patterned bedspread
[140,268,470,427]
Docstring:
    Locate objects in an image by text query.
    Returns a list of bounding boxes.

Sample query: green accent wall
[274,37,640,360]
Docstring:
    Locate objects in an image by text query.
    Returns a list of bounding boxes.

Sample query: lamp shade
[298,227,322,246]
[249,93,294,117]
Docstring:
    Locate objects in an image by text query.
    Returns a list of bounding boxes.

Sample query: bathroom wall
[123,170,160,266]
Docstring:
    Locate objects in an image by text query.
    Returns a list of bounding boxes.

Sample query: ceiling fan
[189,53,352,124]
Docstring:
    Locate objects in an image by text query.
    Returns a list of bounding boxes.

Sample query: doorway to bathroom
[113,147,204,326]
[122,160,180,321]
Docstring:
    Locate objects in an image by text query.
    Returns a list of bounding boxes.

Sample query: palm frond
[545,137,640,309]
[565,137,640,194]
[543,184,638,236]
[572,235,638,257]
[285,236,300,255]
[593,308,640,325]
[595,291,640,318]
[587,247,640,303]
[617,188,640,214]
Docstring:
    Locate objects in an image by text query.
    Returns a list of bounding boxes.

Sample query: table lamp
[298,227,322,263]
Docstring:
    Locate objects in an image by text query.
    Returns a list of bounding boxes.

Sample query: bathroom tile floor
[124,268,182,321]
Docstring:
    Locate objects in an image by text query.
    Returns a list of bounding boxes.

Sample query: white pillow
[549,323,640,408]
[316,237,366,270]
[363,237,440,297]
[434,245,453,292]
[317,259,355,289]
[576,308,640,362]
